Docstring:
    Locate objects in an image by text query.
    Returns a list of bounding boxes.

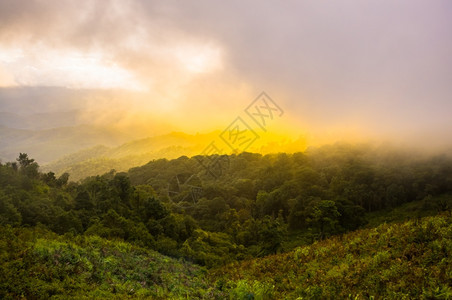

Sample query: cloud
[0,1,225,91]
[0,0,451,148]
[0,64,16,87]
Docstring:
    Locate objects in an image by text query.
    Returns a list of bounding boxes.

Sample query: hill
[41,131,306,181]
[210,213,452,299]
[2,214,450,299]
[1,148,451,298]
[40,132,216,181]
[0,226,217,299]
[0,125,131,164]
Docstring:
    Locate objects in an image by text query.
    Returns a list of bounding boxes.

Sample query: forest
[0,145,451,298]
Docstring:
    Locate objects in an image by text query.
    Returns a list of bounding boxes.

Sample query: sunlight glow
[174,44,223,73]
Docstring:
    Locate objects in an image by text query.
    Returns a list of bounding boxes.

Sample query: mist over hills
[40,132,207,180]
[0,125,133,164]
[0,87,86,114]
[0,87,167,164]
[41,131,307,181]
[0,110,81,130]
[0,87,306,179]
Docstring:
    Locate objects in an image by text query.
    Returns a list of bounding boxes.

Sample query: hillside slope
[42,131,306,181]
[0,226,217,299]
[3,214,450,299]
[40,132,212,181]
[0,125,131,164]
[210,214,452,299]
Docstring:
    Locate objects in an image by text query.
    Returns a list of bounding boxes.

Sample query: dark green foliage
[307,199,341,239]
[0,192,21,226]
[144,196,169,220]
[2,149,452,266]
[0,148,451,298]
[257,214,287,256]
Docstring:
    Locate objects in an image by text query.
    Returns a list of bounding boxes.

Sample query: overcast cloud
[0,0,451,147]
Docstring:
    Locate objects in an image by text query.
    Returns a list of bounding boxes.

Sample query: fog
[0,0,451,153]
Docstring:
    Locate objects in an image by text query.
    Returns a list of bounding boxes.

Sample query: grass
[209,212,452,299]
[0,226,219,299]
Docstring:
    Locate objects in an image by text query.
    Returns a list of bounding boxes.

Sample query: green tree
[0,192,21,226]
[307,199,341,239]
[258,214,287,256]
[16,153,39,178]
[56,172,69,187]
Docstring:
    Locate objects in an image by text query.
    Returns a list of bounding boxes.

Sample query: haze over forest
[1,0,452,168]
[1,1,451,299]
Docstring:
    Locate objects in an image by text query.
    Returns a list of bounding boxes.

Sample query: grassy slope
[2,208,451,299]
[0,226,218,299]
[209,213,452,299]
[282,194,452,253]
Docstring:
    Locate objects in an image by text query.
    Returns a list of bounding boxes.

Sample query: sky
[0,0,451,149]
